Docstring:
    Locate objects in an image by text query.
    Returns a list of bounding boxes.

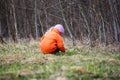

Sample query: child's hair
[48,26,54,32]
[45,26,54,34]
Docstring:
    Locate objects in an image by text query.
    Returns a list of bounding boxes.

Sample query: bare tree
[109,0,118,42]
[0,16,1,36]
[59,0,75,45]
[34,0,38,40]
[0,0,120,46]
[7,0,18,42]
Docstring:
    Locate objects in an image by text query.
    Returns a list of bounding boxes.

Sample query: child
[40,24,65,54]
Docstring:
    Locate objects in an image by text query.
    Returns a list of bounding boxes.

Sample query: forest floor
[0,40,120,80]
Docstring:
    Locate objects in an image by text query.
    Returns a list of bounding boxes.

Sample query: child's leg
[54,48,60,53]
[52,48,60,55]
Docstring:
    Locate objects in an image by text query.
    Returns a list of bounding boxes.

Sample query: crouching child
[40,24,65,54]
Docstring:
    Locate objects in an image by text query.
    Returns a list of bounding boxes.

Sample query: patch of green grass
[115,55,120,60]
[0,41,120,80]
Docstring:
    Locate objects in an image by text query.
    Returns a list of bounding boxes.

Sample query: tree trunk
[35,0,38,40]
[38,12,44,35]
[109,0,119,42]
[7,0,18,42]
[0,16,1,36]
[78,5,91,45]
[59,0,74,45]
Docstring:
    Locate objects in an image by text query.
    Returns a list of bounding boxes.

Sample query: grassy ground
[0,41,120,80]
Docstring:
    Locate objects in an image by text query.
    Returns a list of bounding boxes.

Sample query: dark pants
[52,48,60,55]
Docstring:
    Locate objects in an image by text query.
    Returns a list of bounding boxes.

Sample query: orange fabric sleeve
[56,35,65,52]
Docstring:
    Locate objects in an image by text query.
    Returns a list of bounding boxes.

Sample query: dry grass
[0,40,120,80]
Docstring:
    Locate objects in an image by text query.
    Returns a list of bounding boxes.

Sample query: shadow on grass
[52,50,79,56]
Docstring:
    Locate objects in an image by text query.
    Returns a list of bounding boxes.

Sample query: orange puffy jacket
[40,28,65,54]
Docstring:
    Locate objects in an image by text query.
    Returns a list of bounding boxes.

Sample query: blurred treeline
[0,0,120,46]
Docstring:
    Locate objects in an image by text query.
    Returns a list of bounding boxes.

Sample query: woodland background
[0,1,120,79]
[0,0,120,47]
